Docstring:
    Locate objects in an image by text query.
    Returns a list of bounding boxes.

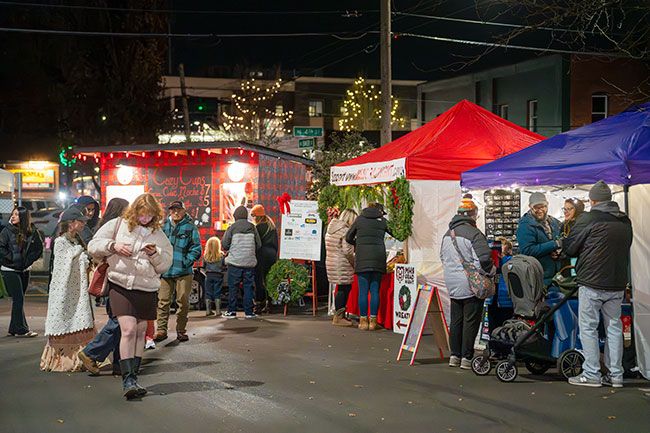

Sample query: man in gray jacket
[221,206,261,319]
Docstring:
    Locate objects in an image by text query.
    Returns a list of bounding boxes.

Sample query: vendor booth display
[330,100,543,322]
[461,102,650,380]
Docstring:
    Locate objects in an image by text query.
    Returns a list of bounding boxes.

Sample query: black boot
[133,356,147,397]
[119,359,139,400]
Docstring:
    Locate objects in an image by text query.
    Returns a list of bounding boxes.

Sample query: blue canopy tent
[461,102,650,380]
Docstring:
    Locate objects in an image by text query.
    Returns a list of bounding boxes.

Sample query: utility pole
[380,0,392,146]
[178,63,192,143]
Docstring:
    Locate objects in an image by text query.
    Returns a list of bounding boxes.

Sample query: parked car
[30,207,64,238]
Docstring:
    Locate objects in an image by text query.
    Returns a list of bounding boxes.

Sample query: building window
[527,100,538,132]
[275,104,283,115]
[308,100,323,117]
[498,104,509,120]
[592,93,608,123]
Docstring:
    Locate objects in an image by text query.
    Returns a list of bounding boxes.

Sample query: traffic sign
[293,126,324,137]
[298,138,315,149]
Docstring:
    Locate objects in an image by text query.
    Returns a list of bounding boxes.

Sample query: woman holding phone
[88,194,172,400]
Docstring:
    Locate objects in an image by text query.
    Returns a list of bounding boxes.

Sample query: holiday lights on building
[338,77,407,132]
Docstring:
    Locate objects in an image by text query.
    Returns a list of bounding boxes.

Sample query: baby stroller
[471,256,584,382]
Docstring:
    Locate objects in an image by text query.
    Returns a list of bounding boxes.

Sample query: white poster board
[279,204,322,261]
[106,184,145,204]
[393,264,418,334]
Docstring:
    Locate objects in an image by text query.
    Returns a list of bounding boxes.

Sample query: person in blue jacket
[516,192,561,287]
[486,238,514,333]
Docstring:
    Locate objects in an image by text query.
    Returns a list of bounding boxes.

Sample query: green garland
[317,184,340,221]
[266,260,310,304]
[386,177,414,241]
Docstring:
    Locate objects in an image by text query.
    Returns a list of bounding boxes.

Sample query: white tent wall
[408,180,461,323]
[630,184,650,380]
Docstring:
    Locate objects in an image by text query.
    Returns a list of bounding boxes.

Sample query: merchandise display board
[484,189,521,246]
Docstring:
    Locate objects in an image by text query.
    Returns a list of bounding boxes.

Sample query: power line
[0,27,378,39]
[0,1,376,15]
[400,32,635,58]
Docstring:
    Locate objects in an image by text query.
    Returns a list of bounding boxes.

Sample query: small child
[487,238,515,333]
[203,236,225,316]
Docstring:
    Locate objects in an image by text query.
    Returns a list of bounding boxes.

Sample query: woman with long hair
[41,206,96,371]
[561,198,585,238]
[88,193,172,399]
[0,206,43,337]
[98,198,130,229]
[203,236,224,316]
[325,208,358,326]
[250,205,278,314]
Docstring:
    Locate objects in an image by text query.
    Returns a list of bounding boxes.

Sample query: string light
[338,76,407,132]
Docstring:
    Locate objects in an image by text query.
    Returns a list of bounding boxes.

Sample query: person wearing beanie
[440,195,494,369]
[516,192,561,287]
[250,205,278,314]
[221,206,261,319]
[564,180,632,388]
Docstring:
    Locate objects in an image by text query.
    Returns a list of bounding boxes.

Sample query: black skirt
[108,281,157,320]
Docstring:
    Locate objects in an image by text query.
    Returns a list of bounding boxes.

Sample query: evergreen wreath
[386,177,414,241]
[398,285,412,310]
[266,260,310,304]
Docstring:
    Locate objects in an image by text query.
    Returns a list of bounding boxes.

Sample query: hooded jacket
[222,206,261,268]
[162,214,203,278]
[440,215,494,299]
[0,223,43,271]
[255,220,278,272]
[325,218,355,285]
[564,201,633,291]
[516,211,561,286]
[75,196,100,244]
[345,207,390,274]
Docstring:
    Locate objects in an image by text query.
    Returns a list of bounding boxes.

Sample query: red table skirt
[342,273,394,330]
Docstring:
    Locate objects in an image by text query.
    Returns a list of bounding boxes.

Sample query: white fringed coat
[44,235,94,337]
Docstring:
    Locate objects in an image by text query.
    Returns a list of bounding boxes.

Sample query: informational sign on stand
[279,200,322,261]
[393,264,418,335]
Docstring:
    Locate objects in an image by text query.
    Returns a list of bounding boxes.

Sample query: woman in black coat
[345,203,391,331]
[0,206,43,337]
[251,205,278,313]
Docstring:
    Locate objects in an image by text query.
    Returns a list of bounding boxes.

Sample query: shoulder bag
[450,229,495,300]
[88,218,122,297]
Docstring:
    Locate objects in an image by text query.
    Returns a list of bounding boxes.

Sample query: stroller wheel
[558,350,585,379]
[471,355,491,376]
[525,361,550,375]
[496,361,518,382]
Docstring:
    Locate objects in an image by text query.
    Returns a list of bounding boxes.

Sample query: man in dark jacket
[155,201,202,342]
[516,192,561,287]
[564,181,633,388]
[345,203,391,331]
[221,206,261,319]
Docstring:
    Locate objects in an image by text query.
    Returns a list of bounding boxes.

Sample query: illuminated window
[308,100,323,117]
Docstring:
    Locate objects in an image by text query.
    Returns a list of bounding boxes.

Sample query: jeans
[2,270,30,335]
[84,316,121,364]
[335,284,352,311]
[579,286,624,381]
[449,297,484,359]
[358,272,382,317]
[227,265,255,315]
[157,274,193,333]
[205,272,224,303]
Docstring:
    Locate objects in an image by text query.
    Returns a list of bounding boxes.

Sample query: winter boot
[214,299,221,316]
[133,356,147,397]
[368,316,379,331]
[206,301,214,316]
[332,308,352,327]
[358,316,369,331]
[119,359,139,400]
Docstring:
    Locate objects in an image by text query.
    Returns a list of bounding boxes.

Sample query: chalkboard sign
[484,189,521,246]
[147,165,212,227]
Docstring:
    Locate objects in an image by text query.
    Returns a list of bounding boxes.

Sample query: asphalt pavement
[1,288,649,433]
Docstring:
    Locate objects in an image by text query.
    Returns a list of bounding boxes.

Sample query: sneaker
[568,374,602,388]
[245,313,257,319]
[449,355,461,367]
[145,339,156,350]
[460,358,472,370]
[222,311,237,319]
[602,374,623,388]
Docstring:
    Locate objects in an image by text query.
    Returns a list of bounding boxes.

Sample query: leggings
[334,284,352,311]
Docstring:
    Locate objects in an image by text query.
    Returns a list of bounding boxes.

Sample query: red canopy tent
[331,100,543,323]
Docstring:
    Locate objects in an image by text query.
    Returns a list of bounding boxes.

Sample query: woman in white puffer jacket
[325,209,357,327]
[88,193,172,400]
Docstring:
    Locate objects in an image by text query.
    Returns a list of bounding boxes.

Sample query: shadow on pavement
[147,379,264,395]
[140,360,220,375]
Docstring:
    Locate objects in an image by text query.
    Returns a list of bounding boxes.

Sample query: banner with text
[330,158,406,186]
[393,264,417,335]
